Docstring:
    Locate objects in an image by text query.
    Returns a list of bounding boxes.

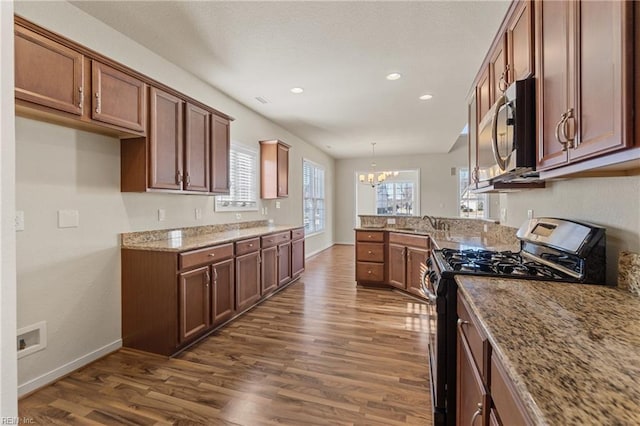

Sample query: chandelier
[359,143,398,187]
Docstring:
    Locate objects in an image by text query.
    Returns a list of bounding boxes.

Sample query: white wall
[1,0,18,417]
[14,0,334,393]
[335,141,467,244]
[500,176,640,284]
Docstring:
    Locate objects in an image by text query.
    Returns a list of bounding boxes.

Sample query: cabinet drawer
[262,231,291,248]
[356,230,384,242]
[356,261,384,282]
[180,243,233,270]
[356,242,384,262]
[291,227,305,241]
[490,353,531,426]
[458,291,488,380]
[389,232,429,249]
[236,238,260,256]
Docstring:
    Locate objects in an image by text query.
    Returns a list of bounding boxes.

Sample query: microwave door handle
[491,94,508,171]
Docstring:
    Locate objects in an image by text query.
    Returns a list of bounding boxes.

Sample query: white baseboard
[18,339,122,397]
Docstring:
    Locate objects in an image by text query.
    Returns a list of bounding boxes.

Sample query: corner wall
[14,1,334,394]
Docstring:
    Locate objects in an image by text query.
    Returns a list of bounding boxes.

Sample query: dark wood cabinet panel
[211,258,234,327]
[235,251,261,312]
[178,266,211,344]
[490,354,530,426]
[260,139,290,199]
[355,262,385,282]
[185,103,210,192]
[457,328,489,426]
[477,68,491,122]
[149,87,184,190]
[489,35,507,104]
[536,0,633,172]
[388,243,406,289]
[291,238,305,278]
[507,0,534,83]
[211,115,230,194]
[15,24,84,116]
[261,246,278,296]
[406,247,428,297]
[278,242,292,286]
[91,60,146,132]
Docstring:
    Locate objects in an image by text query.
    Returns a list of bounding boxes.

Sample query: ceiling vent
[255,96,270,104]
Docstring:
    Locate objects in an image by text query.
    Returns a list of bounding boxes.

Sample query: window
[376,182,415,215]
[459,168,487,218]
[215,144,258,212]
[303,160,325,234]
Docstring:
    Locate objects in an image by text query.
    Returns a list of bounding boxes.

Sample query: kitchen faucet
[422,215,449,231]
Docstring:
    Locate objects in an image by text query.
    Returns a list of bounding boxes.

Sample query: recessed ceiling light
[386,73,402,81]
[419,94,433,100]
[290,87,304,94]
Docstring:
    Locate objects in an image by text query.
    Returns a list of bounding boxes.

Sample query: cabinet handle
[555,109,575,152]
[185,173,191,186]
[176,171,183,184]
[95,92,101,114]
[78,86,84,109]
[208,253,216,257]
[213,267,218,283]
[564,108,576,149]
[257,254,261,264]
[205,270,210,286]
[457,318,469,329]
[470,403,483,426]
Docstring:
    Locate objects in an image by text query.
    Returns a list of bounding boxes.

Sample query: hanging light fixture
[359,143,399,187]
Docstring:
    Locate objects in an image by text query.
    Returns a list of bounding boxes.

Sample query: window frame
[458,167,487,219]
[214,142,259,212]
[302,158,326,236]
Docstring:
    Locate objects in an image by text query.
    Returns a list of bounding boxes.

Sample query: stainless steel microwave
[476,77,536,185]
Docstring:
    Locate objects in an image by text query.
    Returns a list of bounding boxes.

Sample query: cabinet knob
[367,250,372,254]
[470,403,483,426]
[367,270,372,274]
[208,253,215,257]
[249,243,253,247]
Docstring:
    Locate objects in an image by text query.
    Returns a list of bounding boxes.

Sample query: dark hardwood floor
[19,245,432,425]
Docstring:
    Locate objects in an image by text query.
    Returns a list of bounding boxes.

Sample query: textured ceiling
[71,1,510,159]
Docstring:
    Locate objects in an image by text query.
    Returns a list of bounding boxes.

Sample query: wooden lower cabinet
[457,327,489,426]
[122,228,304,356]
[387,233,430,292]
[291,236,305,278]
[388,243,406,289]
[407,247,429,297]
[235,249,261,312]
[278,242,292,286]
[178,266,211,344]
[261,245,278,296]
[211,258,234,327]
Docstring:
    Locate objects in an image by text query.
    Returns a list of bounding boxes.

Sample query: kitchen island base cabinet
[388,244,407,289]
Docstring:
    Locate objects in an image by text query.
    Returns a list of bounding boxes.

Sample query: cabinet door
[211,115,230,194]
[407,248,429,297]
[184,103,210,192]
[571,0,630,161]
[507,0,534,83]
[91,60,146,132]
[388,244,406,289]
[277,143,289,197]
[535,0,572,170]
[235,251,261,312]
[15,25,84,115]
[211,259,234,327]
[261,246,278,296]
[178,266,210,344]
[477,67,491,122]
[149,88,184,190]
[278,242,292,286]
[291,238,305,278]
[457,329,489,426]
[489,35,507,103]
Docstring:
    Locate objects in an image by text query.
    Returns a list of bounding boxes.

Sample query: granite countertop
[354,227,519,252]
[456,276,640,425]
[122,225,299,252]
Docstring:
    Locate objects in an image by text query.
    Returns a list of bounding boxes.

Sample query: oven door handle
[420,268,437,303]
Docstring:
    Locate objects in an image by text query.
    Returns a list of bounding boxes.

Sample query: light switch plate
[275,201,281,209]
[158,209,166,221]
[195,208,202,220]
[58,210,79,228]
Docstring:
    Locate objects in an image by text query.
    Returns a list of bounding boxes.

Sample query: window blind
[215,144,258,211]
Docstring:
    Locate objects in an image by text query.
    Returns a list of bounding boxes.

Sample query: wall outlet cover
[158,209,166,221]
[387,218,396,225]
[275,201,281,209]
[195,208,202,220]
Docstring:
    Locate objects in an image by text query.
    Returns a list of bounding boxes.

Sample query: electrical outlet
[275,201,281,209]
[158,209,166,221]
[15,211,25,231]
[58,210,79,228]
[387,218,396,225]
[527,209,534,219]
[235,213,242,220]
[195,208,202,220]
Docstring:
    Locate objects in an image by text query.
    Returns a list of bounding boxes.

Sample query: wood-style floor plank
[19,245,432,425]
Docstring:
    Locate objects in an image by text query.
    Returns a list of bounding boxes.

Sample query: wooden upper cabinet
[260,139,290,199]
[91,60,146,133]
[507,0,534,83]
[15,24,84,116]
[211,115,231,194]
[149,87,184,190]
[476,67,491,122]
[536,0,632,171]
[489,34,507,104]
[184,103,210,192]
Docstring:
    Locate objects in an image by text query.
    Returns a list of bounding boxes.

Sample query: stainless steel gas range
[420,217,607,426]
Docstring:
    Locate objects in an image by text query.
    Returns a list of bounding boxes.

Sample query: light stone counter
[456,276,640,425]
[121,222,301,252]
